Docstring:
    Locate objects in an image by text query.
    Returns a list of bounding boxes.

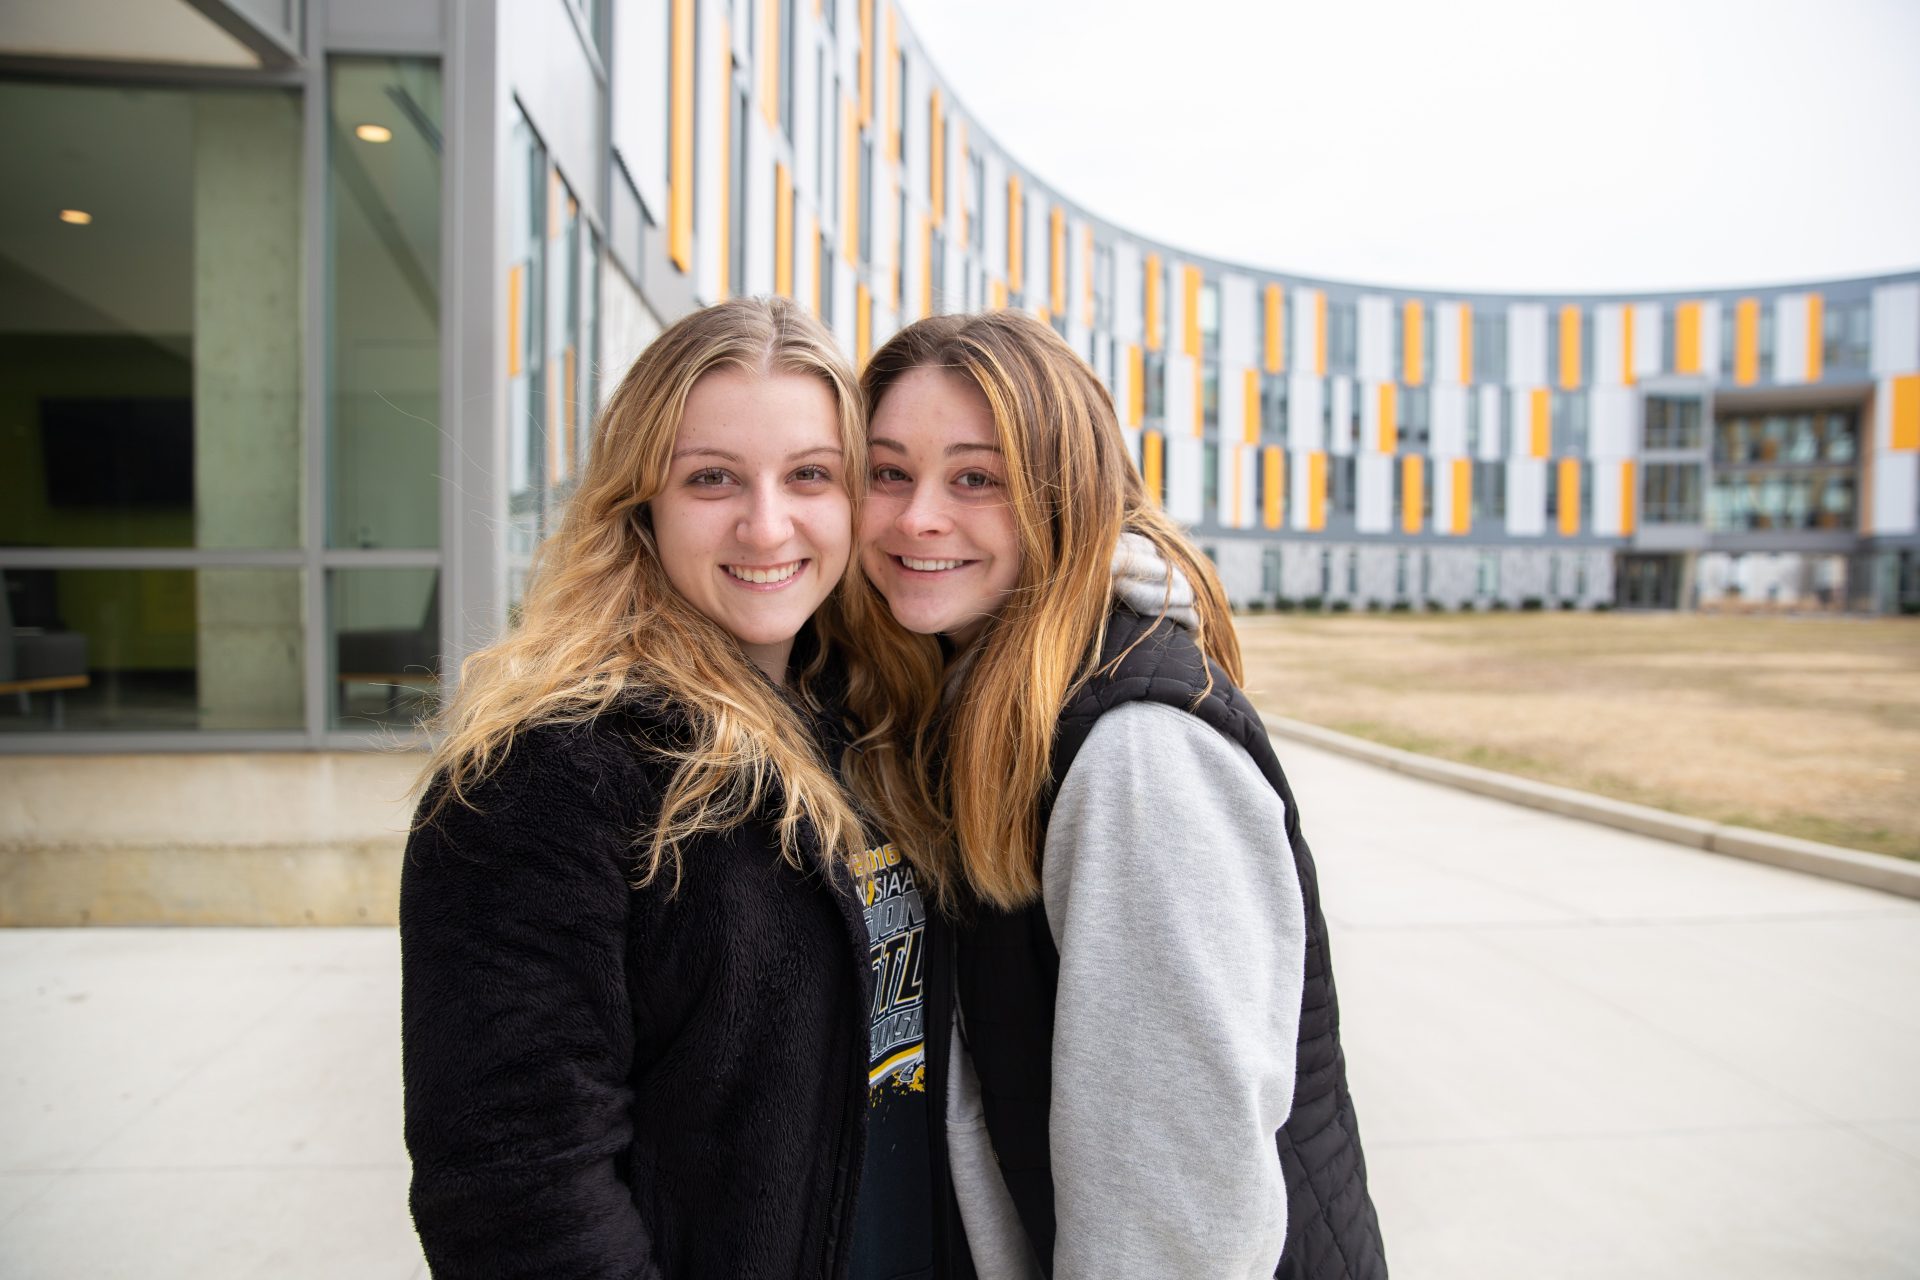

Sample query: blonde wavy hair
[419,296,872,886]
[848,311,1241,911]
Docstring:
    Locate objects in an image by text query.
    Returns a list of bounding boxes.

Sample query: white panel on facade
[1357,294,1391,383]
[796,211,817,314]
[982,151,1006,287]
[1166,352,1197,438]
[1113,242,1143,345]
[1327,376,1352,456]
[1358,379,1381,456]
[1632,302,1662,378]
[1215,440,1241,528]
[1478,385,1504,459]
[1071,218,1093,332]
[1432,454,1462,533]
[831,260,856,352]
[1355,452,1392,534]
[1219,356,1247,450]
[1507,303,1546,387]
[1290,375,1327,454]
[744,120,774,297]
[1220,274,1257,368]
[1698,299,1723,377]
[611,0,671,216]
[1432,384,1467,456]
[1291,287,1320,372]
[1590,385,1634,459]
[694,1,730,303]
[1121,427,1143,472]
[1774,293,1810,385]
[1872,451,1918,535]
[1240,444,1260,531]
[1872,282,1920,374]
[1288,447,1315,532]
[1591,461,1623,537]
[1507,458,1546,536]
[1593,304,1624,388]
[1435,302,1463,387]
[1165,433,1204,524]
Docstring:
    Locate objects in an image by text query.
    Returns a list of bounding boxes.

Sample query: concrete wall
[0,752,424,924]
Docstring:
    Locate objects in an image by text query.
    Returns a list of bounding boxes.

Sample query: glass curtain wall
[0,78,303,733]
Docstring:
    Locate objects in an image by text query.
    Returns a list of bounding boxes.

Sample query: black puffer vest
[952,605,1388,1279]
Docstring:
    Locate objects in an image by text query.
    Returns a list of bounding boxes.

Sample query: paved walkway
[3,739,1918,1278]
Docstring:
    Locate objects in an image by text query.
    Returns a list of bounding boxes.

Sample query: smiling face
[650,367,851,684]
[860,365,1023,649]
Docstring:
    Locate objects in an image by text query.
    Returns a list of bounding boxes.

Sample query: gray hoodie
[946,533,1308,1279]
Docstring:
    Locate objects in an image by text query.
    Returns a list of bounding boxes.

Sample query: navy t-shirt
[845,840,934,1280]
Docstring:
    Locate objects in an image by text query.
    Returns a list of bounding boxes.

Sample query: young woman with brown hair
[400,297,948,1279]
[844,311,1387,1279]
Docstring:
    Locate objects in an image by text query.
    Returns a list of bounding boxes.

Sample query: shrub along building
[1,0,1916,920]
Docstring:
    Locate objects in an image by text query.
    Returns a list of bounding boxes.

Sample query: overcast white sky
[897,0,1920,294]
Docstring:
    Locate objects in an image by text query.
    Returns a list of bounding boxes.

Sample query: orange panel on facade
[1735,297,1760,385]
[506,264,523,376]
[858,0,873,124]
[1892,374,1920,452]
[1307,451,1327,530]
[1403,300,1425,386]
[761,0,779,127]
[1050,207,1066,318]
[919,215,932,317]
[1674,301,1702,374]
[1451,457,1471,534]
[1006,175,1023,295]
[1182,265,1201,358]
[774,163,793,298]
[1806,294,1824,383]
[1243,368,1260,444]
[1314,292,1327,376]
[1143,430,1164,502]
[716,25,732,299]
[1401,455,1424,534]
[1620,460,1637,535]
[842,97,859,265]
[990,278,1007,310]
[1557,458,1581,536]
[1144,253,1163,351]
[1558,304,1581,389]
[668,0,694,272]
[855,283,872,365]
[1264,284,1285,374]
[928,89,944,224]
[1377,383,1397,454]
[1621,306,1636,386]
[1530,388,1551,458]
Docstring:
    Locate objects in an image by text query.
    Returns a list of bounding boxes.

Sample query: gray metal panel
[183,0,302,66]
[323,0,442,53]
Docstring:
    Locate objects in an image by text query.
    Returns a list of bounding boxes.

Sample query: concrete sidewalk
[3,738,1918,1278]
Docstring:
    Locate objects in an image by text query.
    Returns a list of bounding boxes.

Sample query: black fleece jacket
[399,701,880,1279]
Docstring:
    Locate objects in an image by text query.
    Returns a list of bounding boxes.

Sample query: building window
[1327,299,1358,373]
[1823,298,1870,371]
[857,133,873,263]
[731,85,749,291]
[1202,440,1219,521]
[818,233,836,324]
[1200,280,1220,355]
[1471,461,1506,521]
[1142,352,1165,424]
[1092,239,1114,331]
[1202,362,1219,431]
[1550,391,1588,456]
[1262,375,1289,445]
[1477,551,1499,597]
[966,149,985,252]
[1472,310,1507,383]
[1331,455,1356,517]
[1399,386,1430,452]
[1642,463,1703,524]
[778,0,796,140]
[1644,396,1704,450]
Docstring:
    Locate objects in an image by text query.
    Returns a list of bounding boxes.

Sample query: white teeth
[901,557,965,572]
[725,561,803,584]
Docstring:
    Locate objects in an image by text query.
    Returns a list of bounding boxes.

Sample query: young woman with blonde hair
[847,311,1387,1279]
[401,297,949,1278]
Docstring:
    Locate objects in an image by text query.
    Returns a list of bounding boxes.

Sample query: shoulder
[1065,700,1271,801]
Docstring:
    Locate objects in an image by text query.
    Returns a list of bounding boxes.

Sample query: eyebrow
[671,445,844,463]
[869,436,1002,457]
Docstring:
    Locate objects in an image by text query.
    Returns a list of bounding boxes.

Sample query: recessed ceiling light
[355,124,393,143]
[58,209,92,226]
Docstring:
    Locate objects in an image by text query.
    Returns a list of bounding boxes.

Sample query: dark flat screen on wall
[39,398,195,509]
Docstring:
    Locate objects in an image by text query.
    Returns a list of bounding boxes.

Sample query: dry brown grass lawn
[1233,611,1920,859]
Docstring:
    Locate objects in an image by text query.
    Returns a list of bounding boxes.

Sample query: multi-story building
[0,2,1915,915]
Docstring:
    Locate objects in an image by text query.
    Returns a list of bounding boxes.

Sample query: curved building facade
[0,0,1915,915]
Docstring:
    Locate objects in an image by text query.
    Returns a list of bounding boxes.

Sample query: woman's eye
[791,464,835,484]
[871,465,910,484]
[954,470,1001,491]
[687,468,734,487]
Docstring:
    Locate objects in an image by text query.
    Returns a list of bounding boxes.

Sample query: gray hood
[1111,531,1198,631]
